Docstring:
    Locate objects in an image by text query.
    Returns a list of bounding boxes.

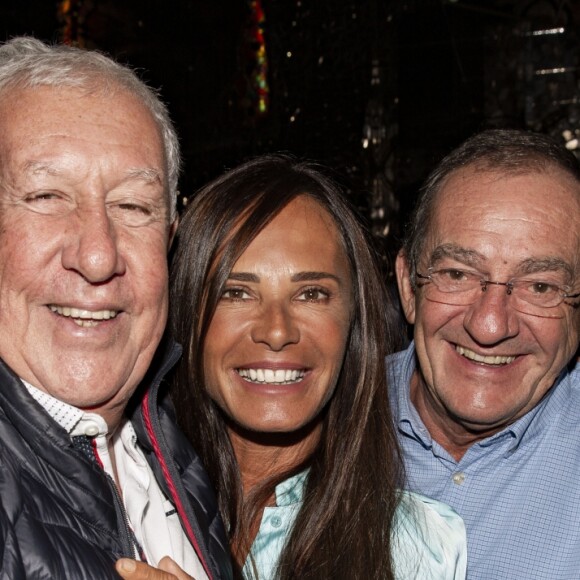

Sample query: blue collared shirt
[244,470,466,579]
[388,342,580,580]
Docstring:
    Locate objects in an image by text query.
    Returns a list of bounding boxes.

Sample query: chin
[247,420,302,433]
[454,407,516,432]
[232,415,320,439]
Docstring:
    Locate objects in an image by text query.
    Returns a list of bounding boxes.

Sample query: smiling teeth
[49,305,119,327]
[456,345,515,366]
[237,368,305,384]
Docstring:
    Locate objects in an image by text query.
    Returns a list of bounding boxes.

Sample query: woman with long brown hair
[118,154,465,580]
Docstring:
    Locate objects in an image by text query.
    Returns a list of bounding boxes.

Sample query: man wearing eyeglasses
[391,128,580,579]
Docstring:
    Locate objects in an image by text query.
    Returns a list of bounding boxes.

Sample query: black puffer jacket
[0,341,233,580]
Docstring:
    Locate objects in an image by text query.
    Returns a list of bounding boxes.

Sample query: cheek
[568,310,580,356]
[128,239,170,304]
[201,342,220,397]
[201,314,239,401]
[534,315,579,367]
[318,315,351,375]
[200,349,228,417]
[0,222,59,286]
[203,372,224,408]
[412,303,462,376]
[203,310,238,362]
[413,300,451,344]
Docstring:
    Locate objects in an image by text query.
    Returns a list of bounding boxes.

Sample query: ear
[168,216,179,251]
[395,250,417,325]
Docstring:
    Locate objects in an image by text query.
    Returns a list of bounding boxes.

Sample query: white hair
[0,37,180,220]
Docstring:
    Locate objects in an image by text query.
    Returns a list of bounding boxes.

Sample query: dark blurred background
[2,0,579,259]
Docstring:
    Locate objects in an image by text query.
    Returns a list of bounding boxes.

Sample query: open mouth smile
[456,345,515,366]
[236,368,306,385]
[48,305,119,328]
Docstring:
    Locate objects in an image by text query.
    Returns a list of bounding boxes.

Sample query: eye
[296,287,330,302]
[526,281,559,295]
[26,192,60,201]
[109,200,160,227]
[221,287,252,301]
[439,269,470,281]
[22,191,70,215]
[430,268,481,292]
[117,203,152,219]
[117,202,152,215]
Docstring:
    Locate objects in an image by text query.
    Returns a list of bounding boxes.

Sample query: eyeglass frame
[415,267,580,309]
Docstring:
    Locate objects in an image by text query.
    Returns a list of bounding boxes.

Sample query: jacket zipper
[89,437,142,561]
[106,472,141,559]
[142,388,215,580]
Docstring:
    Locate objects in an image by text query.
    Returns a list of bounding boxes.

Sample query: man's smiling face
[0,85,174,427]
[397,164,580,446]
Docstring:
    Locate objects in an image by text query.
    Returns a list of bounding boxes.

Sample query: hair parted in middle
[170,153,405,579]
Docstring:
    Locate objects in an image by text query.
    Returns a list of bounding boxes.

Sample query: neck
[228,421,322,495]
[228,421,322,567]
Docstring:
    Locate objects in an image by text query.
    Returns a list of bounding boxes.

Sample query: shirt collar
[388,342,568,452]
[23,380,108,437]
[388,343,434,447]
[274,470,309,507]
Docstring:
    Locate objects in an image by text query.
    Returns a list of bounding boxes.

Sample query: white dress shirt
[25,381,209,580]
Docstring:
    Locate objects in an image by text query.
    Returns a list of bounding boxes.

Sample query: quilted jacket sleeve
[0,502,26,580]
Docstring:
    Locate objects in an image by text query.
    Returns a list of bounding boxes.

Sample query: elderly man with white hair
[0,37,231,580]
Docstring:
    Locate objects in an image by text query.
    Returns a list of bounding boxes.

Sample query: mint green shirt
[243,472,466,579]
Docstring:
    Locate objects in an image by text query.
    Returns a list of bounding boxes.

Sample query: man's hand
[116,556,195,580]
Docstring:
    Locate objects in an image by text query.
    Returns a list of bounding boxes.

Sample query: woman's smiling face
[203,195,353,435]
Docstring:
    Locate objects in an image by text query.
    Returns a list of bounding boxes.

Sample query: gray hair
[402,128,580,284]
[0,36,180,220]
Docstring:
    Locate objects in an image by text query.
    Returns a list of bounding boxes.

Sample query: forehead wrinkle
[21,160,162,182]
[21,161,164,195]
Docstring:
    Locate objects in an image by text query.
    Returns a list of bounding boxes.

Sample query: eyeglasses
[416,268,579,316]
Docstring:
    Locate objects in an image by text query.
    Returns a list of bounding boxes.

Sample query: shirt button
[452,472,465,485]
[271,515,282,528]
[84,423,100,437]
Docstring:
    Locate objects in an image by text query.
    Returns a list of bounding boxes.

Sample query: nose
[61,205,126,283]
[463,283,520,345]
[250,301,300,351]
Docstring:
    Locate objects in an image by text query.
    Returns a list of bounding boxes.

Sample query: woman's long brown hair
[170,155,406,579]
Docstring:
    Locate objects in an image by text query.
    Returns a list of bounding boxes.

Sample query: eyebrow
[429,244,574,281]
[292,271,342,283]
[227,271,342,284]
[516,257,574,281]
[124,167,163,185]
[24,161,62,177]
[429,244,486,267]
[228,272,259,283]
